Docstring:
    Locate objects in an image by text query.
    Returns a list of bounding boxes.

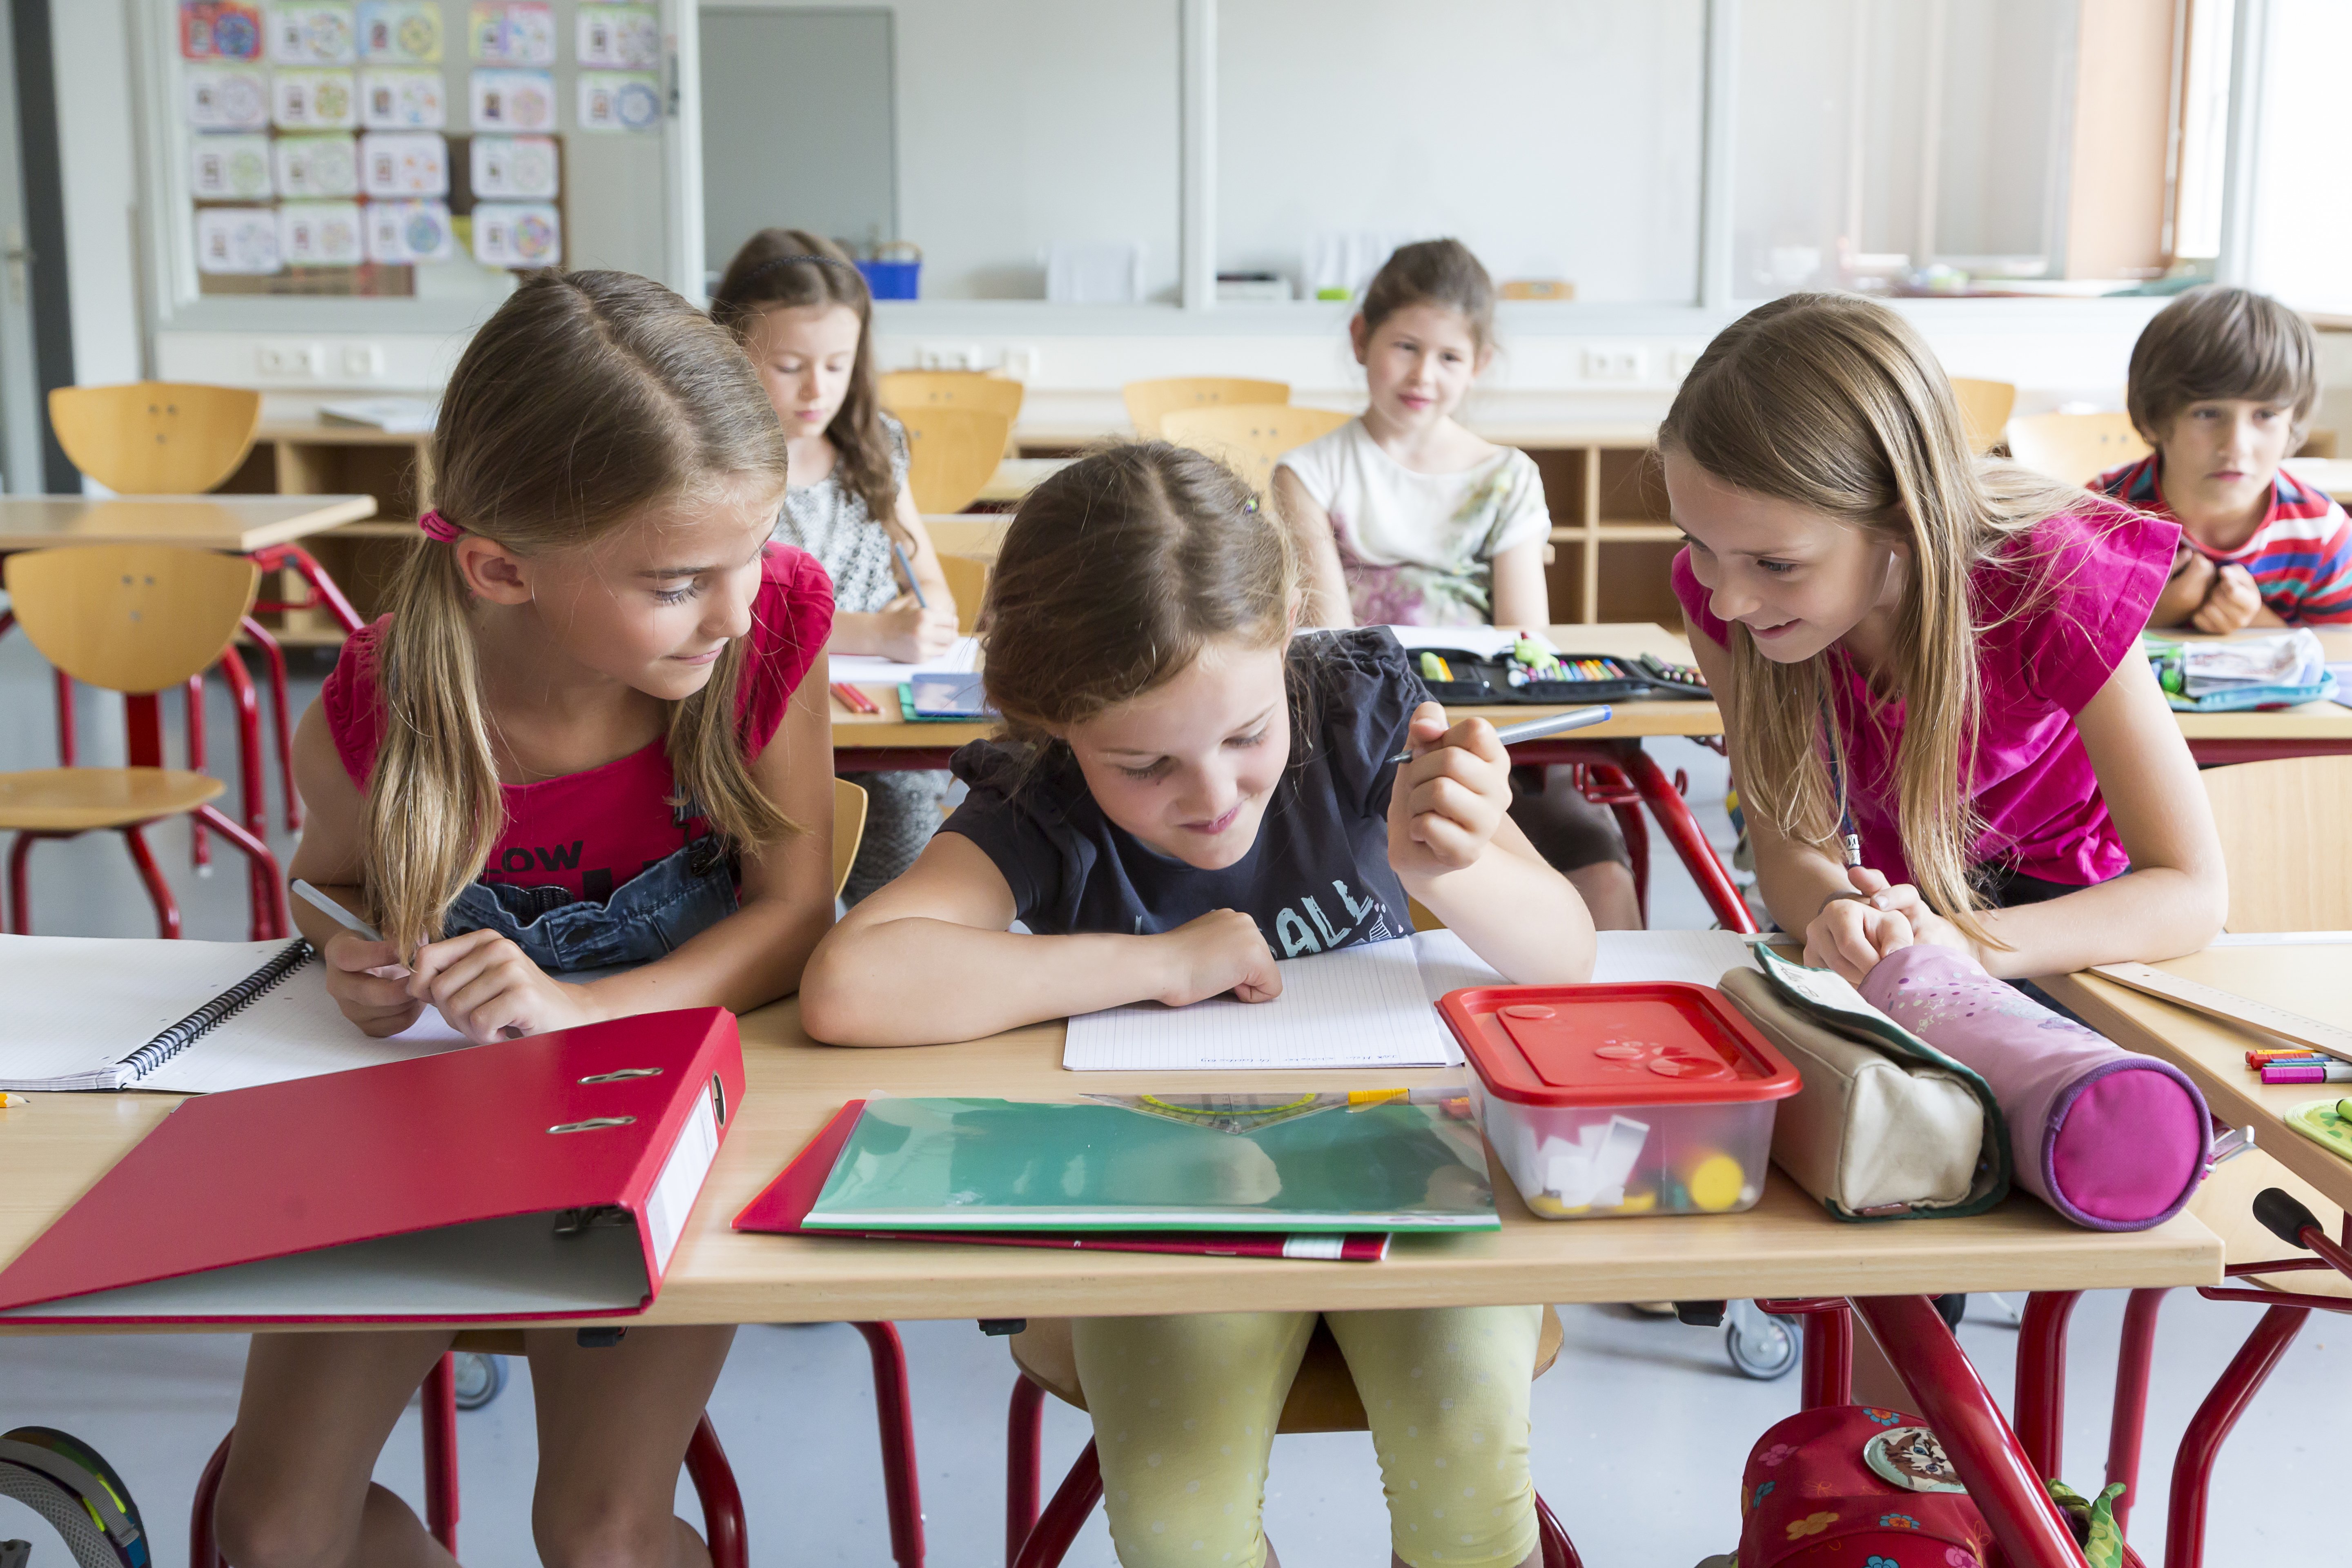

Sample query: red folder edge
[733,1100,1390,1263]
[0,1009,748,1324]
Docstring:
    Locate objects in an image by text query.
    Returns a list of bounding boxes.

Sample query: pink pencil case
[1858,946,2209,1232]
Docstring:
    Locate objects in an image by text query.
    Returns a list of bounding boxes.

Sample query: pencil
[890,539,929,610]
[831,681,880,715]
[1389,705,1610,765]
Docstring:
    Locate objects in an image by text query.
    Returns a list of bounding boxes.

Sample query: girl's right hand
[1802,870,1918,985]
[320,930,424,1036]
[1152,909,1283,1007]
[878,594,959,663]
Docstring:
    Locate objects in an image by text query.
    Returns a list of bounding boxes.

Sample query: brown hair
[1660,292,2082,947]
[2125,284,2319,445]
[982,442,1295,753]
[709,227,905,543]
[1359,238,1496,352]
[364,270,797,953]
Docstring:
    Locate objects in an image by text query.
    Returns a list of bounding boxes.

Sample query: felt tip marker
[2260,1061,2352,1085]
[1347,1086,1470,1107]
[1390,705,1611,765]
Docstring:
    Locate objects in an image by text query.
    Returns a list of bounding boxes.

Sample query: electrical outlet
[1580,347,1644,383]
[255,341,323,378]
[340,342,384,379]
[915,343,986,372]
[1668,347,1701,380]
[999,345,1039,381]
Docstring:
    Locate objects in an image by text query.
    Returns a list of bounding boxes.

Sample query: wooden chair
[1004,1307,1583,1566]
[1949,378,2017,455]
[1160,403,1354,496]
[899,406,1015,516]
[879,370,1025,424]
[45,379,301,850]
[0,545,286,940]
[937,554,989,635]
[2199,756,2352,932]
[1122,377,1289,439]
[832,775,870,900]
[2004,411,2150,488]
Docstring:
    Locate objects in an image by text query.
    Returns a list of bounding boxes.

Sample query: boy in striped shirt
[2098,285,2352,629]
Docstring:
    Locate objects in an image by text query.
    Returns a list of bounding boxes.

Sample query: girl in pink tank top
[1659,294,2226,987]
[216,272,835,1568]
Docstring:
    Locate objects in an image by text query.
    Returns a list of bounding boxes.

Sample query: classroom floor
[1,640,2340,1566]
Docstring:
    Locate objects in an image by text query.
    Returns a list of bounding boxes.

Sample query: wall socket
[915,342,985,371]
[255,341,323,378]
[999,345,1039,381]
[340,343,385,379]
[1668,347,1701,380]
[1580,347,1644,383]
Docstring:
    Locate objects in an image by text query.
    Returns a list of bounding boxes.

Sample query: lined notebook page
[0,936,302,1089]
[142,969,472,1093]
[1591,929,1759,987]
[1063,936,1454,1071]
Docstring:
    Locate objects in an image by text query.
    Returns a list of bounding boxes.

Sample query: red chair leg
[5,832,31,934]
[685,1414,748,1568]
[1535,1493,1583,1568]
[2164,1303,2308,1568]
[121,825,183,939]
[1007,1377,1045,1566]
[1617,743,1756,933]
[421,1352,460,1557]
[1010,1442,1103,1568]
[853,1321,927,1567]
[2106,1287,2169,1539]
[241,615,300,832]
[214,646,273,940]
[2015,1290,2082,1481]
[53,668,75,766]
[193,804,289,940]
[185,677,210,873]
[190,1431,232,1568]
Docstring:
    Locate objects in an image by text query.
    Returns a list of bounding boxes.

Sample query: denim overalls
[443,804,737,971]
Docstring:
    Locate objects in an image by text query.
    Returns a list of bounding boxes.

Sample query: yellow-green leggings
[1071,1304,1543,1568]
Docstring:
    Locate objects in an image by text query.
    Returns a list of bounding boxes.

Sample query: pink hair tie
[416,510,463,542]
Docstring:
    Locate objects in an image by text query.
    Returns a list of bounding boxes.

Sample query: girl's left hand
[406,928,605,1045]
[1842,867,1983,968]
[1387,702,1512,876]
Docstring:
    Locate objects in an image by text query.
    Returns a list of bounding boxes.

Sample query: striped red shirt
[2096,453,2352,624]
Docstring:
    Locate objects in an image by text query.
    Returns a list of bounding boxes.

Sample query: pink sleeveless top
[323,544,833,902]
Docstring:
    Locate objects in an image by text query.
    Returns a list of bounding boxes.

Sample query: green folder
[803,1096,1501,1233]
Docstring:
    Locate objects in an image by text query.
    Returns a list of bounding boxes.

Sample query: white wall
[725,0,1182,301]
[2241,0,2352,316]
[53,0,143,391]
[1215,0,1705,304]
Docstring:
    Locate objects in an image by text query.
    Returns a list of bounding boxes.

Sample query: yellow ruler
[2091,962,2352,1065]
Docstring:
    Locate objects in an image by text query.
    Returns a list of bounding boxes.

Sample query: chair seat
[0,768,224,832]
[1012,1305,1566,1435]
[2192,1146,2352,1299]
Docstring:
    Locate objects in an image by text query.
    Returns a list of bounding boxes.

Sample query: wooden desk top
[976,457,1073,505]
[2282,457,2352,504]
[0,997,2220,1334]
[255,420,430,448]
[2039,946,2352,1215]
[0,495,376,554]
[831,624,1728,752]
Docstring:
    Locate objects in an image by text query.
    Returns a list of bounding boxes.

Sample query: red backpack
[1734,1404,1996,1568]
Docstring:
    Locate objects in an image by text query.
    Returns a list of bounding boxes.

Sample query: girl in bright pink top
[216,272,838,1568]
[1663,293,2227,986]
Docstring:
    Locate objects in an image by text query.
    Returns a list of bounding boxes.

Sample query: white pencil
[1389,705,1612,765]
[292,878,384,943]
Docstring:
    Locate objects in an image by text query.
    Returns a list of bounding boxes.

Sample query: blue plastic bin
[857,259,920,300]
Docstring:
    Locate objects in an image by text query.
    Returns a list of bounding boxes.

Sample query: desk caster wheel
[1725,1301,1799,1381]
[453,1351,507,1411]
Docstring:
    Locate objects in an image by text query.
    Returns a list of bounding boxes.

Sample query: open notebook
[1061,927,1759,1071]
[0,936,470,1094]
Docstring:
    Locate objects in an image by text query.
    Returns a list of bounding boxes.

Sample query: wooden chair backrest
[1122,377,1289,439]
[3,545,258,693]
[1160,403,1354,496]
[937,554,989,635]
[898,406,1013,516]
[878,371,1025,424]
[2004,411,2149,488]
[831,776,870,900]
[2200,756,2352,932]
[47,382,262,494]
[1949,378,2017,455]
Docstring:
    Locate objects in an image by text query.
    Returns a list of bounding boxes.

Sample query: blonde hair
[1660,292,2084,946]
[364,270,797,953]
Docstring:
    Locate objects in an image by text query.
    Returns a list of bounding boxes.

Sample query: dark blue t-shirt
[943,627,1425,957]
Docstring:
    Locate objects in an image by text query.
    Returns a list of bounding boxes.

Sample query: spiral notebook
[0,935,468,1094]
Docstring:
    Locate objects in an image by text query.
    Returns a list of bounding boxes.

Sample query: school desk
[2170,627,2352,764]
[2281,455,2352,505]
[2038,948,2352,1566]
[829,621,1756,929]
[974,457,1074,505]
[0,1001,2218,1568]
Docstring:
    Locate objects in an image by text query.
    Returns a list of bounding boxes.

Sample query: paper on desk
[1591,929,1760,986]
[1379,624,1561,660]
[2330,664,2352,708]
[142,969,472,1093]
[826,635,982,687]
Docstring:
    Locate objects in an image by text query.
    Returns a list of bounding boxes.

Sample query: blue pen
[890,539,929,610]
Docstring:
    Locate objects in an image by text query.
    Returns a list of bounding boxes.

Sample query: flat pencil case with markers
[1409,648,1706,706]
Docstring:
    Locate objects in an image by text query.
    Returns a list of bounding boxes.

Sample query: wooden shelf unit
[1524,437,1680,627]
[220,422,432,645]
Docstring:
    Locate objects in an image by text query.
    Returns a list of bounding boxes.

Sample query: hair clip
[1243,496,1260,513]
[417,509,463,542]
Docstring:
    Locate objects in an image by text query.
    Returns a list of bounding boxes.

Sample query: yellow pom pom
[1688,1154,1746,1212]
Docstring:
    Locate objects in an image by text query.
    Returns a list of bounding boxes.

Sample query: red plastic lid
[1438,983,1800,1107]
